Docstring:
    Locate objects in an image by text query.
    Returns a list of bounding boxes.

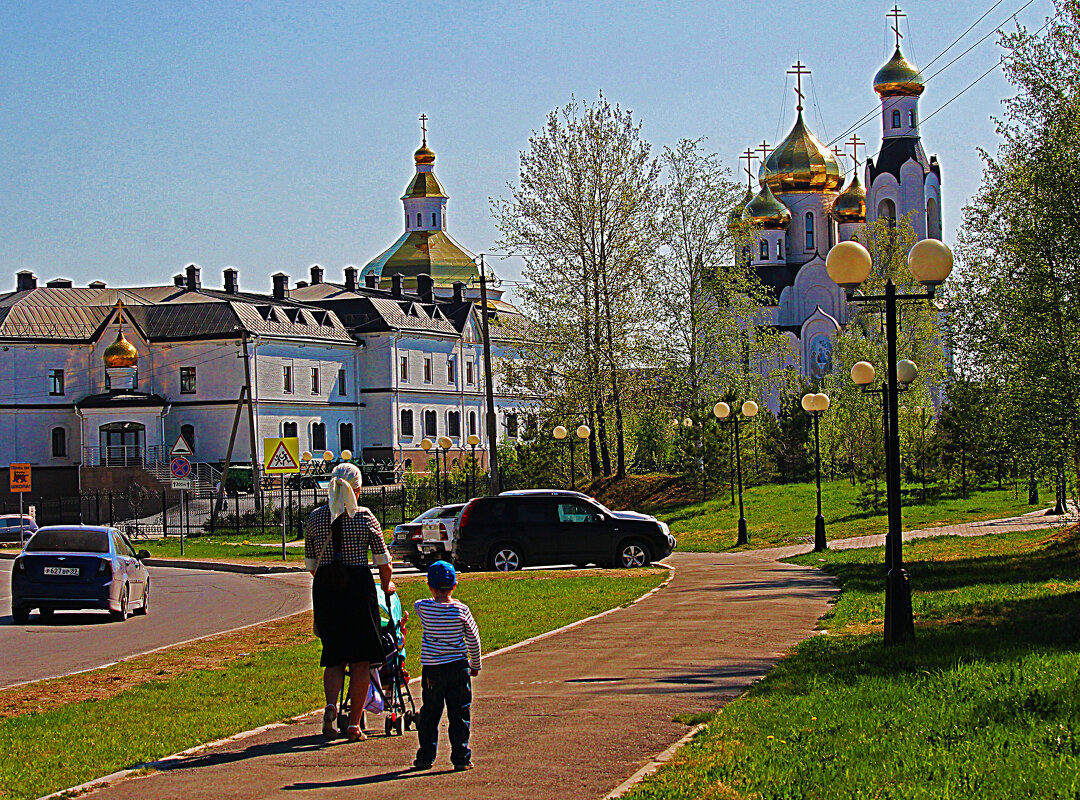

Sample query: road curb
[604,722,708,799]
[143,558,308,574]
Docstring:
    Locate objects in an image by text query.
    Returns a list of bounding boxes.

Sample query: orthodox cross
[419,113,429,145]
[757,140,770,165]
[888,6,906,49]
[740,148,756,190]
[787,60,810,112]
[832,146,845,163]
[847,134,864,168]
[114,299,125,332]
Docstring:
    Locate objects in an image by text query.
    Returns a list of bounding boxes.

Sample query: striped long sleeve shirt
[414,598,482,672]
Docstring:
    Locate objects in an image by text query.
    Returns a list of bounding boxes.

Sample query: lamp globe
[907,239,953,288]
[466,434,481,446]
[897,359,918,385]
[420,437,434,451]
[322,450,334,462]
[741,400,759,418]
[812,393,831,412]
[576,425,591,440]
[826,241,873,290]
[553,425,567,440]
[800,393,815,412]
[340,449,352,461]
[713,401,731,419]
[438,436,453,450]
[851,361,876,385]
[301,451,312,462]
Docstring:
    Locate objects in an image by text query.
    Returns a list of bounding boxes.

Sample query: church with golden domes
[742,10,942,382]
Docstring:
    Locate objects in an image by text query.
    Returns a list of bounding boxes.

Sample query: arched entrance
[100,422,146,466]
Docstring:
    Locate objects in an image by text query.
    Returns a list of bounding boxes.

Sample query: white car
[417,503,466,565]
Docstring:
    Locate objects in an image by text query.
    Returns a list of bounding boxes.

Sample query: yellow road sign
[263,437,301,474]
[10,463,31,493]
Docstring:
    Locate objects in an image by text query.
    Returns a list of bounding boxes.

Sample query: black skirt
[312,563,385,668]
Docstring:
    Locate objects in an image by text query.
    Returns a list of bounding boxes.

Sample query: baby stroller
[337,586,418,737]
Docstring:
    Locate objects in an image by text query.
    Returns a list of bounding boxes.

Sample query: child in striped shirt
[413,560,482,772]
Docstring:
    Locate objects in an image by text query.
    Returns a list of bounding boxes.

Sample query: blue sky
[0,0,1051,296]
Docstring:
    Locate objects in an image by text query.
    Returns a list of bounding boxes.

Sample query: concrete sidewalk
[72,552,836,800]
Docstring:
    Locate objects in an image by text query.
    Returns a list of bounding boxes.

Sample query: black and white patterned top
[305,505,391,569]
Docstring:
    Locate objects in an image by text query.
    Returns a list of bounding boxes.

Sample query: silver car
[11,525,150,624]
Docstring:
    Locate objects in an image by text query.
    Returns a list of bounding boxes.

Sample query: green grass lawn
[0,569,666,800]
[623,526,1080,799]
[661,479,1045,551]
[138,535,306,562]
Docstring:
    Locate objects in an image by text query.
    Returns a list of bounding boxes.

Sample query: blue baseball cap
[427,560,456,590]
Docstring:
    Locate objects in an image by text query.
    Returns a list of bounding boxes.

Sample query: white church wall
[900,161,928,238]
[880,95,920,139]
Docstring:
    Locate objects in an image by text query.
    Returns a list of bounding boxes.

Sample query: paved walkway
[66,506,1074,800]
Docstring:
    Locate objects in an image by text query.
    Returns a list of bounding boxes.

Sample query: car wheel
[110,584,130,622]
[12,605,29,624]
[135,580,149,616]
[38,607,54,621]
[489,545,523,572]
[618,541,652,568]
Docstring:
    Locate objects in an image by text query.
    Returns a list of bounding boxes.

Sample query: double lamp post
[552,424,591,489]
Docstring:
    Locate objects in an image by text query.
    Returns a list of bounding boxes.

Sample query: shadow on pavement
[155,733,328,773]
[284,768,455,791]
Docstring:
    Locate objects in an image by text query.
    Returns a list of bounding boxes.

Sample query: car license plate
[43,566,79,576]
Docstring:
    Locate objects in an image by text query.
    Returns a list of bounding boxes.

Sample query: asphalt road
[0,562,312,689]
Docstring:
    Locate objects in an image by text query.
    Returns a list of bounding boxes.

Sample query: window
[51,427,66,457]
[892,109,901,128]
[339,422,354,452]
[399,355,409,382]
[417,212,422,227]
[180,424,195,451]
[337,368,347,396]
[878,198,896,225]
[466,360,474,385]
[400,409,414,437]
[423,409,437,437]
[927,197,941,239]
[447,357,456,384]
[283,421,298,438]
[469,410,477,436]
[777,239,783,259]
[48,369,64,396]
[311,422,326,452]
[448,410,461,438]
[505,413,519,439]
[180,367,196,394]
[423,356,432,383]
[805,212,815,251]
[311,367,320,395]
[558,501,602,524]
[909,109,916,127]
[283,365,293,393]
[760,239,768,260]
[431,212,437,227]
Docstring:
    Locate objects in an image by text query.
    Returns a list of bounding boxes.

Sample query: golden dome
[414,143,436,166]
[761,111,843,193]
[103,331,139,368]
[745,181,792,230]
[831,173,866,224]
[874,46,924,97]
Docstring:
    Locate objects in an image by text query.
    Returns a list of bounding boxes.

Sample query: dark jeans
[416,659,472,765]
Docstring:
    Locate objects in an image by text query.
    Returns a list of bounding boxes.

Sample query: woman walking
[305,462,395,742]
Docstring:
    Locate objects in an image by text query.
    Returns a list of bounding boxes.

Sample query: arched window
[339,422,354,452]
[805,212,815,250]
[760,239,768,260]
[909,109,916,127]
[423,409,437,437]
[416,213,422,227]
[400,409,414,437]
[404,458,413,471]
[505,413,519,439]
[283,421,298,439]
[311,422,326,452]
[892,109,901,128]
[926,197,941,239]
[181,424,195,452]
[431,212,437,227]
[468,410,477,436]
[878,198,896,226]
[447,410,461,438]
[776,239,783,259]
[51,427,67,458]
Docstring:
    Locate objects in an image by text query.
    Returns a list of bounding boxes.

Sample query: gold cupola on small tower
[103,300,139,368]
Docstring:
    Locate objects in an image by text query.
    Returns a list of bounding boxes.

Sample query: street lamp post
[800,392,831,551]
[421,437,438,505]
[713,400,758,545]
[438,436,452,504]
[467,434,480,498]
[827,238,953,646]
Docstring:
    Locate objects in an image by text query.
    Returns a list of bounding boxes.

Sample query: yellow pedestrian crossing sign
[263,437,300,474]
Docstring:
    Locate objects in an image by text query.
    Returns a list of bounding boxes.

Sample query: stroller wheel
[395,714,405,736]
[384,715,393,737]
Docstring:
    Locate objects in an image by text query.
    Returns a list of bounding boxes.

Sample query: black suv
[454,490,676,571]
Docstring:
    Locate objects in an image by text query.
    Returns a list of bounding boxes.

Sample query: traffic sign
[9,464,30,493]
[169,434,193,458]
[263,437,300,474]
[170,457,191,479]
[171,478,193,489]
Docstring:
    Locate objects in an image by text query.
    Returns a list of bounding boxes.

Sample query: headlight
[658,521,670,536]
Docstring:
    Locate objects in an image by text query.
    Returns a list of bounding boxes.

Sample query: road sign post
[263,437,300,560]
[10,464,30,544]
[169,455,193,555]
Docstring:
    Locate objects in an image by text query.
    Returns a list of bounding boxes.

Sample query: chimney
[174,274,185,288]
[365,274,377,290]
[15,270,36,292]
[185,264,201,291]
[272,272,290,301]
[295,280,309,289]
[310,265,324,285]
[88,280,106,290]
[344,266,358,292]
[452,281,466,304]
[391,273,403,299]
[223,268,238,295]
[416,273,435,304]
[46,278,73,288]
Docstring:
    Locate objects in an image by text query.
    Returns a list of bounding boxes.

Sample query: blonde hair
[326,462,363,521]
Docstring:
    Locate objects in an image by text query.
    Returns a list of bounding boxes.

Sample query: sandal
[322,704,338,739]
[346,724,367,742]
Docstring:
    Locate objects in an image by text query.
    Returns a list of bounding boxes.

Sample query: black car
[454,491,676,571]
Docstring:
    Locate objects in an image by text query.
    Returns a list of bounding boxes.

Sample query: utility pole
[241,331,262,509]
[479,257,500,494]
